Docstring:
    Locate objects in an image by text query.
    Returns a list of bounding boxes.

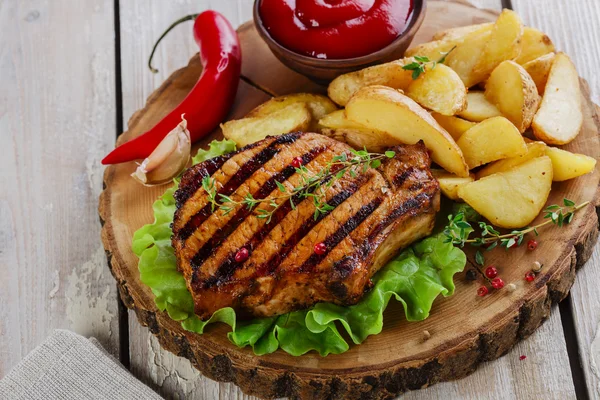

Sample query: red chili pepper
[102,11,241,165]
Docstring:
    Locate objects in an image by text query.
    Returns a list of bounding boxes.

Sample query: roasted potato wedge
[405,38,465,61]
[431,169,474,201]
[222,103,311,147]
[457,116,527,169]
[327,58,467,115]
[405,63,467,115]
[327,59,414,106]
[514,27,555,65]
[532,53,583,145]
[472,10,524,83]
[458,92,503,122]
[458,156,553,228]
[246,93,337,131]
[346,86,469,177]
[445,27,493,87]
[319,110,401,152]
[545,146,596,181]
[485,60,540,132]
[432,23,492,41]
[523,53,556,95]
[431,113,476,141]
[477,141,547,178]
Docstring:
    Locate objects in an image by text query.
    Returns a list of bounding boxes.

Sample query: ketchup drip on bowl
[259,0,415,59]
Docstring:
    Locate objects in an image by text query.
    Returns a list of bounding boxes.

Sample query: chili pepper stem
[462,201,590,244]
[148,13,199,73]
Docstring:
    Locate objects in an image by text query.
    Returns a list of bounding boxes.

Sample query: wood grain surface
[101,1,599,399]
[0,0,121,377]
[511,1,600,398]
[2,0,599,399]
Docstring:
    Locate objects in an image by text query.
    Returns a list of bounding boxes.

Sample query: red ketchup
[259,0,415,59]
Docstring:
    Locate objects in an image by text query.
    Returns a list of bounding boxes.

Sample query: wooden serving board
[99,2,600,398]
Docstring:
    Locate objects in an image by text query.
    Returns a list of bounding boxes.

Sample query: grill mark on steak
[174,155,230,208]
[188,145,328,271]
[368,191,435,243]
[197,174,370,289]
[178,134,301,241]
[297,197,383,274]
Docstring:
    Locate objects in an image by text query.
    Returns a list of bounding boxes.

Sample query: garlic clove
[131,119,191,186]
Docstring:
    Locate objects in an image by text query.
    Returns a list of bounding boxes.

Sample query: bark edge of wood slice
[99,2,600,399]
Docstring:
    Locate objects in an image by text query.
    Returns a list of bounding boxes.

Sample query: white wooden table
[1,0,599,399]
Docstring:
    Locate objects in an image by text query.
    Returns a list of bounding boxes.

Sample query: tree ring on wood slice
[99,2,600,398]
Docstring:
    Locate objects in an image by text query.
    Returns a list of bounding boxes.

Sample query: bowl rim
[253,0,426,67]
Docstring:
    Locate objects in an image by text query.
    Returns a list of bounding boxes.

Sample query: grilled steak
[172,132,440,320]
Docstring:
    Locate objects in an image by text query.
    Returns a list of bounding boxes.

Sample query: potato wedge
[523,53,555,95]
[457,116,527,169]
[514,27,555,65]
[327,59,414,106]
[532,53,583,145]
[485,60,540,132]
[445,27,493,87]
[431,169,474,201]
[432,23,492,41]
[458,92,503,122]
[477,141,547,178]
[405,39,464,61]
[345,86,469,177]
[472,10,524,83]
[458,156,553,228]
[222,103,311,147]
[327,58,467,115]
[545,146,596,181]
[246,93,337,131]
[319,110,402,152]
[405,64,467,115]
[431,112,476,141]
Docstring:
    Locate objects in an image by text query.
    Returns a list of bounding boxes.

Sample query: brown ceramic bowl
[253,0,427,84]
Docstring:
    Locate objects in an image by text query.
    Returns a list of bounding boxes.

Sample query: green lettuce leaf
[132,139,466,356]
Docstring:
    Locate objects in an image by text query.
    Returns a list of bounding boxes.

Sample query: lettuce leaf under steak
[132,139,466,356]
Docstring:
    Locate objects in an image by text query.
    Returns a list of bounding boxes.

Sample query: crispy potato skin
[514,27,555,65]
[458,156,553,229]
[485,60,540,133]
[532,52,583,145]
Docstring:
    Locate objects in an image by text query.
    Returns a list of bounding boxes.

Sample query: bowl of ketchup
[254,0,426,83]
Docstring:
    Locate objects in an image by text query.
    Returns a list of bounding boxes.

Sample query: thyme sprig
[201,149,396,224]
[402,46,457,80]
[443,199,590,251]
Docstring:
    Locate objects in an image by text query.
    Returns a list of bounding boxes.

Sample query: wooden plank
[510,1,600,398]
[119,1,255,398]
[0,0,120,377]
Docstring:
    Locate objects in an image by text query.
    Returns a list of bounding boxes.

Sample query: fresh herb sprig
[201,149,396,224]
[402,46,457,80]
[443,199,590,251]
